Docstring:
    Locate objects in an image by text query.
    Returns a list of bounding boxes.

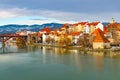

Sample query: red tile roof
[61,23,69,29]
[50,30,58,34]
[93,32,109,42]
[73,22,88,26]
[40,27,51,33]
[105,23,120,32]
[69,31,82,36]
[93,28,109,42]
[88,22,100,26]
[91,28,105,35]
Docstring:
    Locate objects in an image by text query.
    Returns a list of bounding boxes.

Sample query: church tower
[110,18,115,23]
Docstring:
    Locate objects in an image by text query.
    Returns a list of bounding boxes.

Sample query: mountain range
[0,22,109,34]
[0,23,63,34]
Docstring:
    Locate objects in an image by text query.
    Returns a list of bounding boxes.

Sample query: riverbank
[27,43,120,52]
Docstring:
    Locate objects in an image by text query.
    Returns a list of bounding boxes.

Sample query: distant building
[88,22,104,34]
[96,23,104,31]
[105,23,120,45]
[110,18,115,24]
[69,31,82,44]
[92,28,110,49]
[73,22,88,32]
[16,30,31,36]
[39,27,51,44]
[84,25,90,33]
[60,24,69,34]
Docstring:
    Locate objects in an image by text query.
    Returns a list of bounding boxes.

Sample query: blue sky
[0,0,119,25]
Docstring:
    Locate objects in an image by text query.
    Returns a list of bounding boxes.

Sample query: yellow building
[73,22,88,32]
[88,22,100,33]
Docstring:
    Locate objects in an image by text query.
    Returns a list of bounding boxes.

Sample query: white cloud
[12,18,76,25]
[0,10,17,18]
[0,8,120,25]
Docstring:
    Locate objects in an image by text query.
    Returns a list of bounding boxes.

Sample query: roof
[69,31,81,36]
[61,23,69,29]
[91,28,105,35]
[50,30,58,34]
[93,30,109,43]
[73,22,88,26]
[88,22,100,26]
[40,27,51,33]
[105,23,120,32]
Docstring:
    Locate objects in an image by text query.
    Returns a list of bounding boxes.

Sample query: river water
[0,45,120,80]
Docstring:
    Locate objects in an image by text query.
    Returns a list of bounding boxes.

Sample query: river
[0,45,120,80]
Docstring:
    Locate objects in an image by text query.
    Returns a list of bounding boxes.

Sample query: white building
[96,23,104,31]
[84,25,90,33]
[42,34,47,44]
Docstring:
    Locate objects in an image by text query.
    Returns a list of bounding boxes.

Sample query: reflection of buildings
[42,46,47,64]
[6,41,16,46]
[23,46,120,73]
[39,47,92,71]
[5,42,18,53]
[93,52,104,71]
[109,51,120,59]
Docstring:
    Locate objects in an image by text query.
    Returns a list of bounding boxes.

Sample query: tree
[77,33,90,48]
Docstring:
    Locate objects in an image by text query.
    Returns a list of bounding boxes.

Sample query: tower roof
[91,28,105,35]
[93,30,109,42]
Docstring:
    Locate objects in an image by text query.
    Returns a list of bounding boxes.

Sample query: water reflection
[93,52,104,71]
[26,46,120,72]
[1,43,120,71]
[0,45,120,80]
[0,42,27,53]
